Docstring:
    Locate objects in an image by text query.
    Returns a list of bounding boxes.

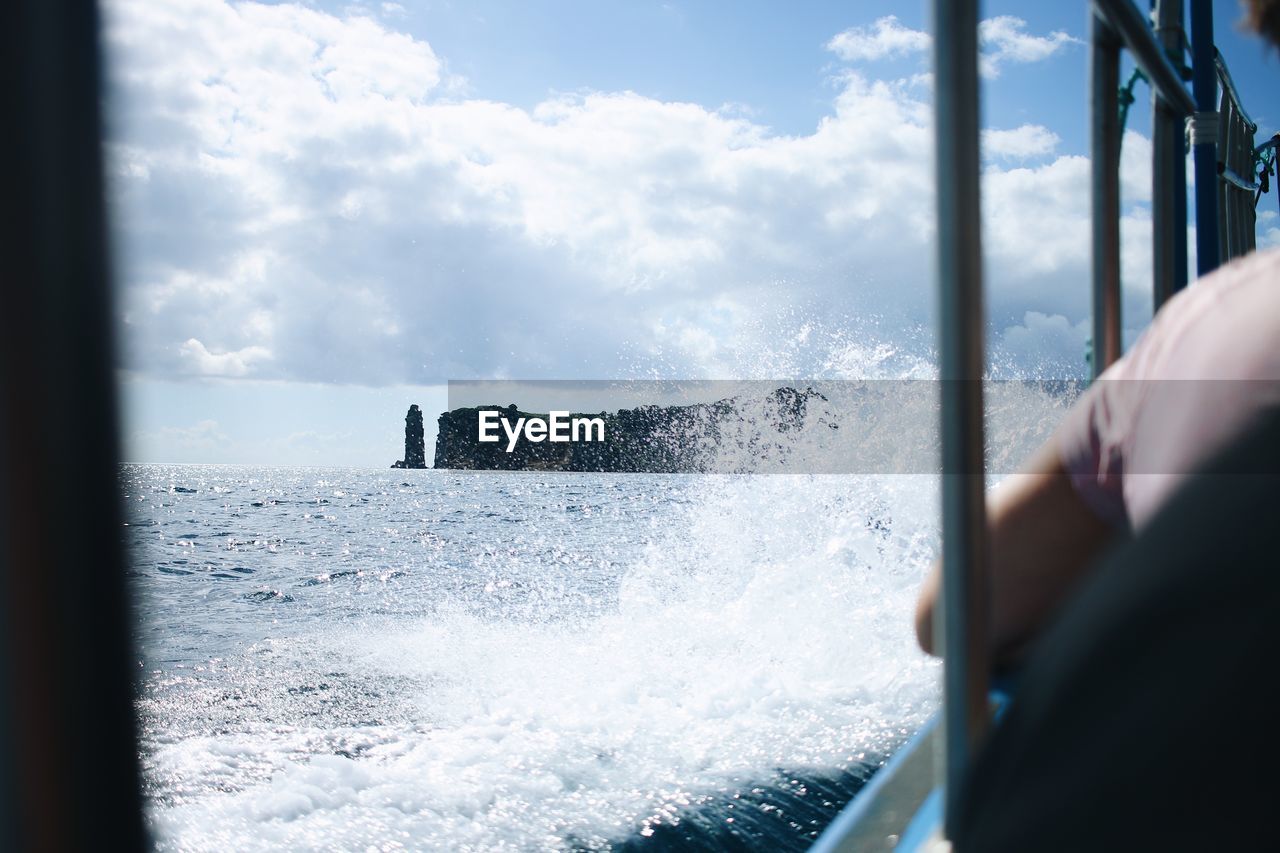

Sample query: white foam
[140,341,1070,849]
[146,472,943,850]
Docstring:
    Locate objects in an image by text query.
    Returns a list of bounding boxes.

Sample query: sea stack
[392,404,427,469]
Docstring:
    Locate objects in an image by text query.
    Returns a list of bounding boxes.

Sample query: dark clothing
[954,408,1280,850]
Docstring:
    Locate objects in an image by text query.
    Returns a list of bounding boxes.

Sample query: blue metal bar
[1152,0,1188,308]
[1092,12,1123,375]
[1190,0,1220,274]
[932,0,989,836]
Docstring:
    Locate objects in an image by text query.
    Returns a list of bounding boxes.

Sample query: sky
[104,0,1280,466]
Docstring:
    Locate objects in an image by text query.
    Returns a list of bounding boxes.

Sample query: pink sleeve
[1054,359,1135,529]
[1053,251,1280,530]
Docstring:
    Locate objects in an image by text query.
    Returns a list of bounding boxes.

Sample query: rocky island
[410,386,834,473]
[391,404,427,469]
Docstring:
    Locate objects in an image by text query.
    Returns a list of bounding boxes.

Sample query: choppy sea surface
[123,465,946,850]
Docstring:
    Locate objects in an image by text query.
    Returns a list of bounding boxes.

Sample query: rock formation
[391,404,427,469]
[430,386,834,473]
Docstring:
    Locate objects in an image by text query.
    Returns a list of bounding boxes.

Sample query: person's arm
[914,437,1118,666]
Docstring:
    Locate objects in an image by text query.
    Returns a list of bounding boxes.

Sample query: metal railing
[1190,0,1221,275]
[874,1,1267,847]
[931,0,1207,835]
[1214,49,1260,263]
[932,0,988,836]
[1152,0,1190,310]
[1091,0,1196,375]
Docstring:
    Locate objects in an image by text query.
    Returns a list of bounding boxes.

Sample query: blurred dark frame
[1,0,146,848]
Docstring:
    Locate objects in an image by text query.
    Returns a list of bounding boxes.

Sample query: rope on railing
[1186,110,1218,145]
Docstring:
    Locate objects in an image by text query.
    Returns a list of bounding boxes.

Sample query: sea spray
[134,470,942,850]
[128,335,1071,849]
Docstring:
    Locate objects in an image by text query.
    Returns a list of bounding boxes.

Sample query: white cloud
[983,125,1060,161]
[827,15,1080,78]
[984,154,1093,287]
[993,311,1089,377]
[826,16,931,62]
[104,1,1128,384]
[979,16,1078,70]
[179,338,273,376]
[1259,209,1280,249]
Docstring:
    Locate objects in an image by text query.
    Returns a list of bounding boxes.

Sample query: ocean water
[123,465,945,851]
[121,380,1070,851]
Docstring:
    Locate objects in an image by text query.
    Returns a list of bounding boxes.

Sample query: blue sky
[380,0,1276,151]
[106,0,1280,466]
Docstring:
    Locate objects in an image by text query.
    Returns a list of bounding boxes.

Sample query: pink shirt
[1056,248,1280,529]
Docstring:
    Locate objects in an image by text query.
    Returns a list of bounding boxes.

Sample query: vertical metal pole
[1237,114,1257,255]
[1152,0,1188,308]
[1244,121,1258,254]
[1227,109,1241,259]
[1228,107,1238,260]
[1092,11,1123,376]
[1173,119,1189,294]
[932,0,988,837]
[1217,93,1232,263]
[1190,0,1219,275]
